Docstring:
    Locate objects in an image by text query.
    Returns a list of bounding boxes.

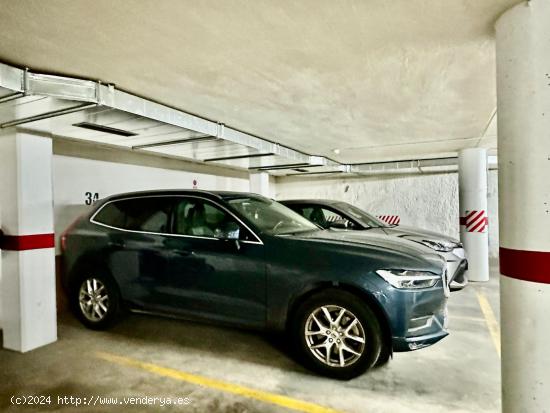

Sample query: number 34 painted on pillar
[85,192,99,205]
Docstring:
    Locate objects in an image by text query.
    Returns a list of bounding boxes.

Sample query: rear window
[93,197,173,233]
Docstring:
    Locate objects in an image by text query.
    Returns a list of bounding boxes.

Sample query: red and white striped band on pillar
[459,210,488,233]
[0,233,55,251]
[377,215,401,225]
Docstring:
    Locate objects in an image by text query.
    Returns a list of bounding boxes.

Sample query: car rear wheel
[292,289,383,379]
[72,273,120,330]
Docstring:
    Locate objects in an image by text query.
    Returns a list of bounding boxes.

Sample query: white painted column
[458,148,489,282]
[249,172,271,197]
[0,131,57,352]
[496,1,550,411]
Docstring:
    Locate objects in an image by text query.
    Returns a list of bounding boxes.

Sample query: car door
[94,196,178,307]
[151,196,267,327]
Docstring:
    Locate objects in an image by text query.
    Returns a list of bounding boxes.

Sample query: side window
[321,208,353,228]
[93,202,126,228]
[307,206,330,228]
[94,197,173,233]
[322,208,345,223]
[173,198,252,240]
[299,207,313,220]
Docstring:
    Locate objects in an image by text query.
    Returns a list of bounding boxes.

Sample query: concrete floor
[0,267,501,413]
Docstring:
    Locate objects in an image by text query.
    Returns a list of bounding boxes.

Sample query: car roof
[280,199,343,206]
[100,189,267,203]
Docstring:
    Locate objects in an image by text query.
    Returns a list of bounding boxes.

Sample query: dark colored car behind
[61,190,449,379]
[281,199,468,290]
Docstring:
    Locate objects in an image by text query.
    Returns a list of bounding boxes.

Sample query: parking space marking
[475,290,501,358]
[95,351,343,413]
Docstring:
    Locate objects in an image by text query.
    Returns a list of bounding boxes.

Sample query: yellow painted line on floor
[475,290,501,358]
[95,351,343,413]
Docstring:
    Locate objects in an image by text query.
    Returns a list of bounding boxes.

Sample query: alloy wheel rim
[304,305,366,368]
[79,278,109,322]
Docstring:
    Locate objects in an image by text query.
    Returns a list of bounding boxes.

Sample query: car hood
[287,229,444,267]
[372,225,460,245]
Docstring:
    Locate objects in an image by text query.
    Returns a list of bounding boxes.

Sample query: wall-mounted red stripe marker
[0,233,55,251]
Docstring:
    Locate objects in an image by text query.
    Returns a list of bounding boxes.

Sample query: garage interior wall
[275,170,499,259]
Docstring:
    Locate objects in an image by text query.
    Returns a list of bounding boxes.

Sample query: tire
[70,271,121,330]
[291,289,383,380]
[373,344,392,368]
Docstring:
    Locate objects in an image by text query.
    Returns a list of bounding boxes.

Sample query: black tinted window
[93,202,126,228]
[94,197,173,233]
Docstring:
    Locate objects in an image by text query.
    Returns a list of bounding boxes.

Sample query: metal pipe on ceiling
[204,153,274,162]
[0,102,97,128]
[132,135,215,150]
[0,61,499,176]
[0,61,326,170]
[0,92,24,104]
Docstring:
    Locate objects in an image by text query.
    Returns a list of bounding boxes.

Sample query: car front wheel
[292,289,383,379]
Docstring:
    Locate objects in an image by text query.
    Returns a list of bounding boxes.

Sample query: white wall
[275,170,499,258]
[52,155,250,253]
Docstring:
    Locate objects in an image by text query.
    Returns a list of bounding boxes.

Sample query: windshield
[228,197,319,235]
[335,202,389,228]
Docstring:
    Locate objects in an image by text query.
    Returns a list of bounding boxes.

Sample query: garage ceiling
[0,0,521,165]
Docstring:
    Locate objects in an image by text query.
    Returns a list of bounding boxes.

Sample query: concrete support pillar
[458,148,489,282]
[249,172,271,197]
[496,1,550,411]
[0,131,57,352]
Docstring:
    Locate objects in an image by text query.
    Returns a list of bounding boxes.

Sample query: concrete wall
[275,170,499,258]
[52,155,250,253]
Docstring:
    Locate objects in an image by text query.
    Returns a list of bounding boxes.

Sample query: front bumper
[442,247,468,291]
[392,305,449,352]
[449,259,468,290]
[392,305,449,351]
[370,278,449,353]
[393,329,449,352]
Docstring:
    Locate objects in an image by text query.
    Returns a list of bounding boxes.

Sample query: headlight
[376,269,440,289]
[417,239,456,252]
